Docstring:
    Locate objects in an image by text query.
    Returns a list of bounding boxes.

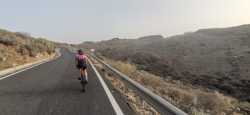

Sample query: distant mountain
[79,24,250,102]
[138,35,164,40]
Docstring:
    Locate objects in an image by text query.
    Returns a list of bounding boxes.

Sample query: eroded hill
[79,25,250,102]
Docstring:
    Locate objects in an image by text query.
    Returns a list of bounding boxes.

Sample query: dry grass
[0,29,56,71]
[104,58,245,115]
[0,44,52,71]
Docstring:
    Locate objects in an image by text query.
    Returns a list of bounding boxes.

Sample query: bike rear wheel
[80,76,87,92]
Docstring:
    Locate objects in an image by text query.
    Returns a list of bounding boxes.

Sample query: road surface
[0,49,133,115]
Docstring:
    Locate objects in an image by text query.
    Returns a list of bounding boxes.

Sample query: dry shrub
[166,87,196,105]
[0,35,17,46]
[107,60,137,76]
[140,74,162,88]
[196,91,234,114]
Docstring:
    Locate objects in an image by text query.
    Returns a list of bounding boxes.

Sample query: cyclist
[75,49,88,92]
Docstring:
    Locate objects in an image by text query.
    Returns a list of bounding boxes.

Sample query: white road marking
[88,59,124,115]
[0,54,60,81]
[0,61,48,80]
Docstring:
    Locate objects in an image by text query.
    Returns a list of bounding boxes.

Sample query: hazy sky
[0,0,250,43]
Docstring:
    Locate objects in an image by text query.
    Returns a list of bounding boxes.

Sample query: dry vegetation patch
[104,58,246,115]
[0,29,56,71]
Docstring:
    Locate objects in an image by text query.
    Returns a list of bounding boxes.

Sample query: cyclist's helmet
[78,49,83,55]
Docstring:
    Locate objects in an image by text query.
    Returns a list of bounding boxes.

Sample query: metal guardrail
[91,54,188,115]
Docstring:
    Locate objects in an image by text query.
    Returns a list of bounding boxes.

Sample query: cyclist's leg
[80,68,84,78]
[80,68,87,92]
[77,68,82,80]
[79,68,87,83]
[83,68,88,83]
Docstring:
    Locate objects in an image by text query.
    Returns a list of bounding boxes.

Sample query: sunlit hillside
[0,29,56,70]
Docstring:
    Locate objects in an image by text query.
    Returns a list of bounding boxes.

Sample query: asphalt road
[0,49,132,115]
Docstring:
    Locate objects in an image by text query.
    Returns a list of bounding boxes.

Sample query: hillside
[0,29,56,70]
[79,25,250,102]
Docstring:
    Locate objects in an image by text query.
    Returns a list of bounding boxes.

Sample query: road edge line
[88,59,124,115]
[0,49,61,80]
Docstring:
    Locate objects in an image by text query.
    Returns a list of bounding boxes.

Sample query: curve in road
[0,49,129,115]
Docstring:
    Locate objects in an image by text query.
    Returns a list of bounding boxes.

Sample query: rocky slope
[79,25,250,102]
